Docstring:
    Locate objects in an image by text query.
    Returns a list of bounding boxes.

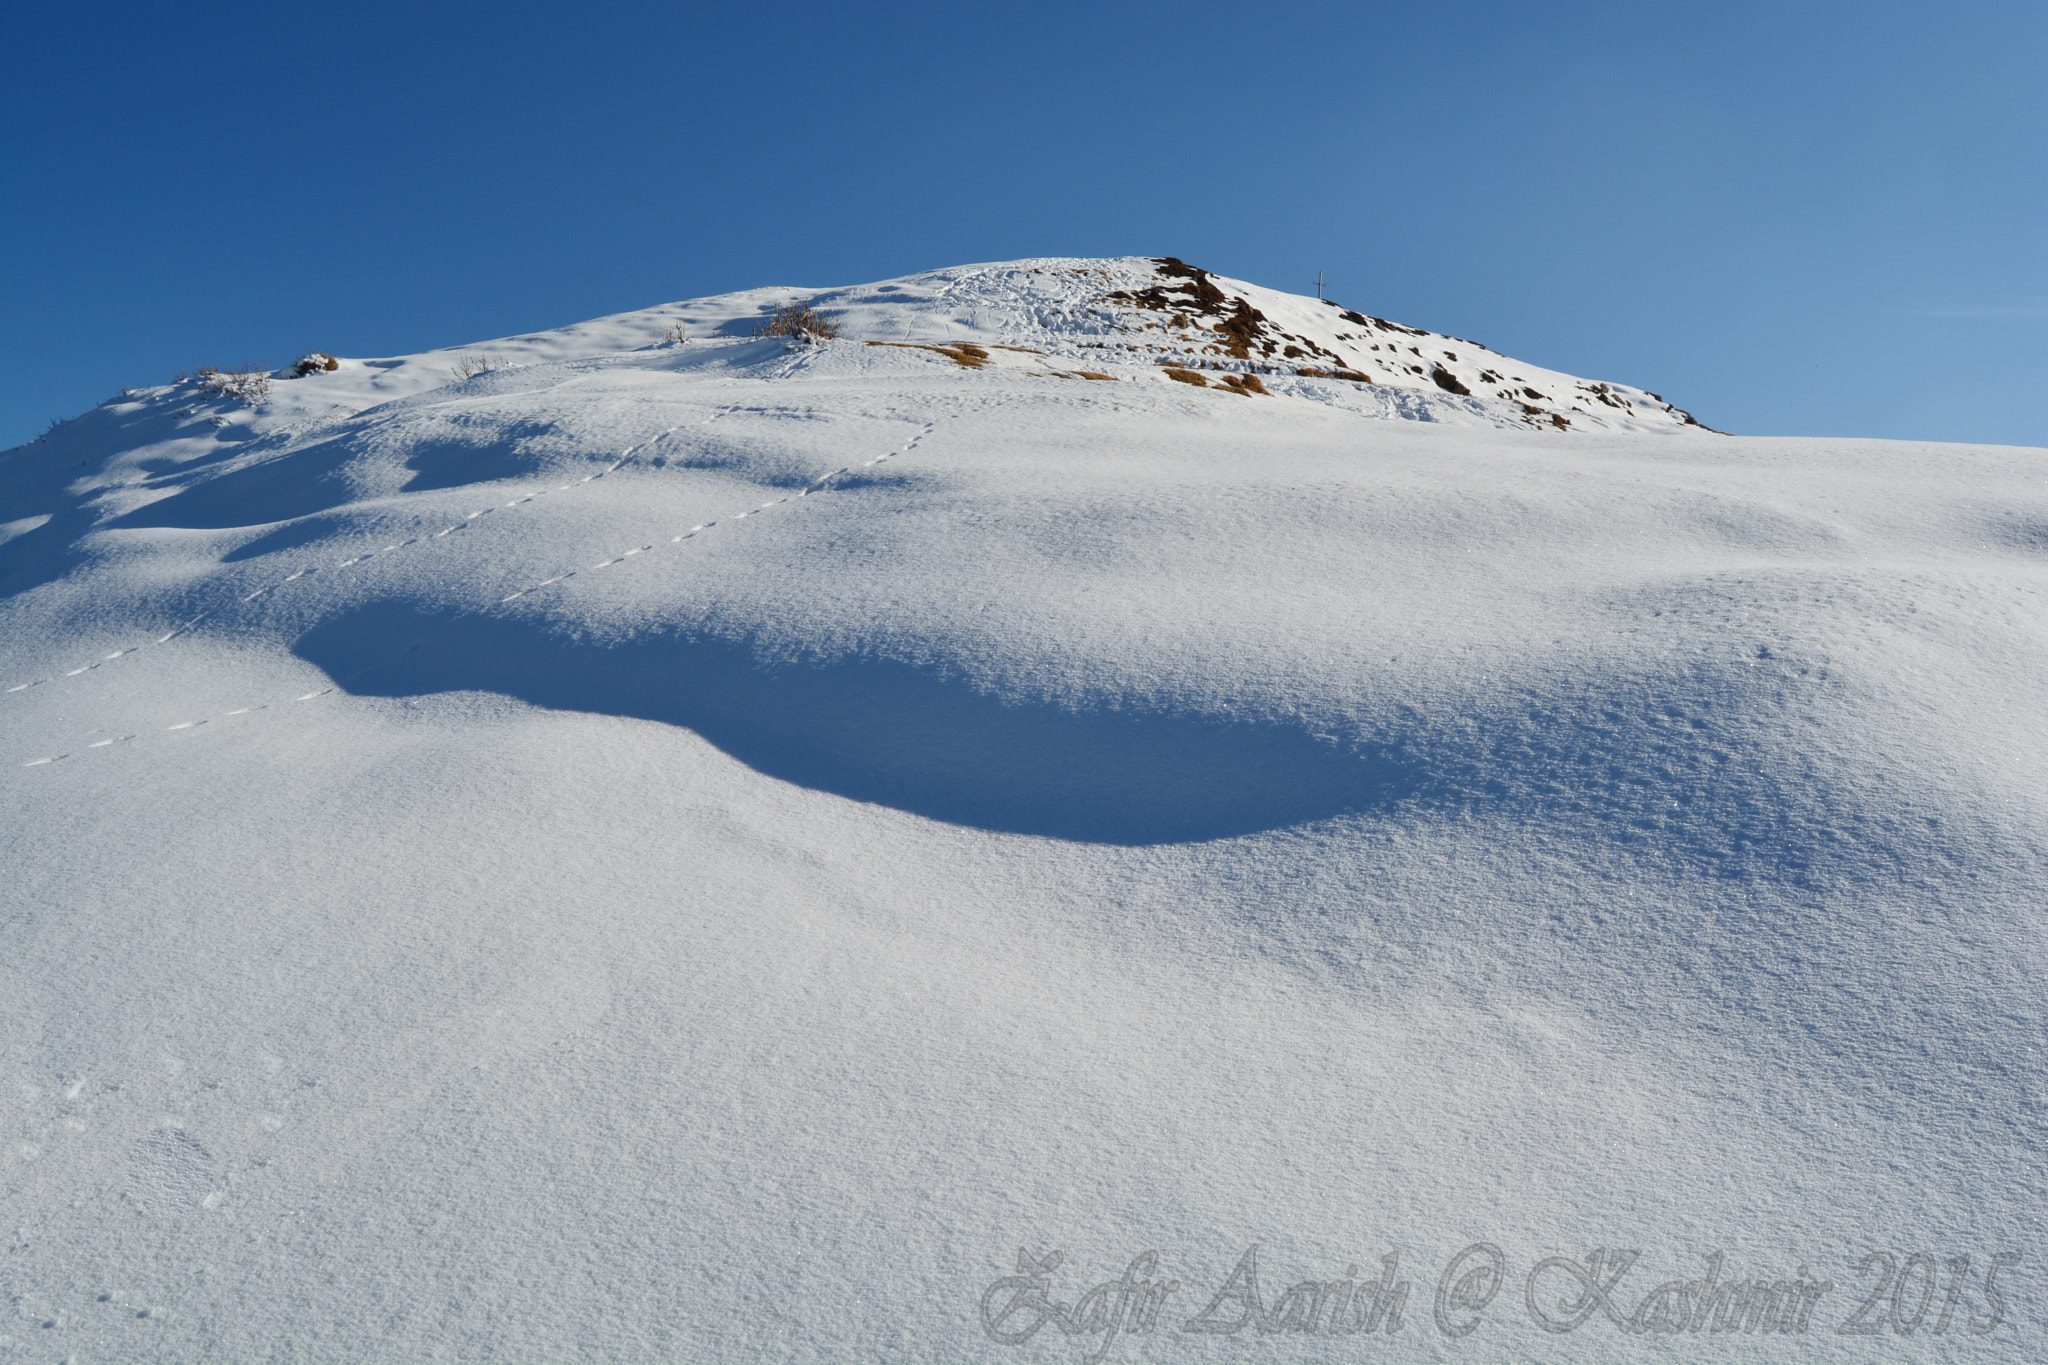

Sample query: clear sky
[4,1,2042,451]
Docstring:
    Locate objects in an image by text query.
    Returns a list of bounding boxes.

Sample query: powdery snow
[2,258,2042,1361]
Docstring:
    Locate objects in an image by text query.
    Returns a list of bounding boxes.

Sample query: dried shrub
[293,353,340,376]
[192,363,270,405]
[450,355,505,381]
[1330,369,1372,384]
[1215,373,1268,396]
[1072,371,1115,381]
[753,302,840,340]
[1429,366,1472,395]
[1161,367,1209,387]
[663,323,689,345]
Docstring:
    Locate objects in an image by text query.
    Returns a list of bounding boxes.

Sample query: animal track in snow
[3,419,720,697]
[495,421,931,603]
[16,420,937,769]
[125,1128,224,1216]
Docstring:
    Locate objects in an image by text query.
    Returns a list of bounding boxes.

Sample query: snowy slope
[2,258,2043,1362]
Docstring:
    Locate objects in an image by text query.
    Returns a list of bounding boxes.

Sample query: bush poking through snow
[450,355,505,381]
[182,364,271,405]
[293,353,341,377]
[753,302,840,341]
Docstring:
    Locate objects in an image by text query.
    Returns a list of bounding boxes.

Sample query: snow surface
[2,257,2043,1361]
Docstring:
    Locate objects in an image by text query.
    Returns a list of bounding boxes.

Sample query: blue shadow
[294,599,1415,845]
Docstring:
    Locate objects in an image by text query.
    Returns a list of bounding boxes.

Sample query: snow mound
[2,257,2041,1362]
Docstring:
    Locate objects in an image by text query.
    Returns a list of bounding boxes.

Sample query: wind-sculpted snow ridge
[2,257,2043,1364]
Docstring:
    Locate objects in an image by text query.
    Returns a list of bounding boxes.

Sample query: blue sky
[4,1,2042,450]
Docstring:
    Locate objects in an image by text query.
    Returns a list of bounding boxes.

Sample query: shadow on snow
[294,599,1415,845]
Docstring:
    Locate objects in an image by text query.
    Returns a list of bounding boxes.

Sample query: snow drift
[3,258,2042,1361]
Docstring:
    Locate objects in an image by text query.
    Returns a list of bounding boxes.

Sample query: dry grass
[1214,301,1265,359]
[865,340,989,369]
[1028,369,1117,382]
[663,322,689,345]
[857,341,1109,380]
[754,302,840,340]
[1159,363,1265,396]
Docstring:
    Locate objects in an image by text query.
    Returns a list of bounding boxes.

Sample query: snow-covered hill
[3,258,2042,1362]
